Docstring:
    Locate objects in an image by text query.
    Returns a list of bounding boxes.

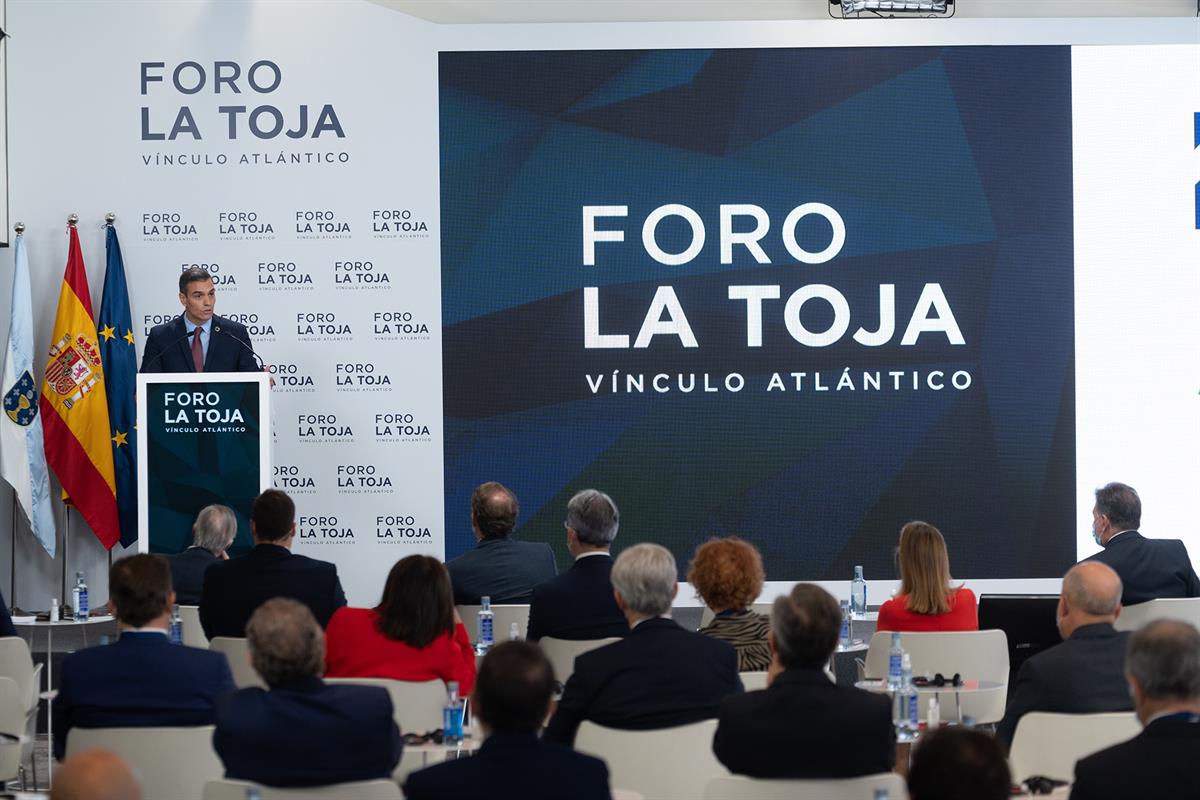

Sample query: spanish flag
[40,225,120,550]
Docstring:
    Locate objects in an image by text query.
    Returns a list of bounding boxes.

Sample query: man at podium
[141,267,260,373]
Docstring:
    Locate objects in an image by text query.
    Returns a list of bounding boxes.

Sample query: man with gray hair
[213,598,402,787]
[166,504,238,605]
[1070,620,1200,799]
[996,562,1133,747]
[527,489,627,641]
[543,543,741,746]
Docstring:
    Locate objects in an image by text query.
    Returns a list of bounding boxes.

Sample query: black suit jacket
[167,547,220,606]
[1070,715,1200,800]
[996,623,1133,746]
[140,314,259,373]
[543,617,742,746]
[446,536,558,605]
[527,553,627,642]
[403,732,610,800]
[0,589,15,638]
[1083,531,1200,606]
[199,544,347,639]
[713,668,894,778]
[214,677,401,788]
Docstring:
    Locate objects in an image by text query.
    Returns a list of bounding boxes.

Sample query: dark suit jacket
[446,536,558,605]
[403,732,610,800]
[53,631,235,759]
[713,668,894,778]
[543,617,742,746]
[0,589,15,638]
[1070,715,1200,800]
[1084,531,1200,606]
[214,677,401,787]
[167,547,220,606]
[527,553,627,642]
[996,623,1133,747]
[199,544,346,639]
[140,314,259,373]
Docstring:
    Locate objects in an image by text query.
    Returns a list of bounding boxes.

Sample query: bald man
[996,562,1134,747]
[52,749,141,800]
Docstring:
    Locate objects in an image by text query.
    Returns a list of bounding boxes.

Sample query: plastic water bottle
[873,790,890,800]
[901,652,918,734]
[477,596,494,654]
[245,786,262,800]
[443,681,465,744]
[72,572,88,622]
[169,604,183,645]
[927,694,940,730]
[838,600,850,649]
[850,565,867,616]
[49,598,60,623]
[509,622,521,641]
[887,632,903,690]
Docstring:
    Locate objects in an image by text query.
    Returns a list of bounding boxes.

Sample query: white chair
[209,637,266,688]
[704,772,908,800]
[539,636,621,684]
[0,637,43,787]
[324,677,445,733]
[66,725,223,800]
[575,719,728,799]
[0,676,28,786]
[180,604,209,648]
[457,604,529,642]
[1008,711,1140,783]
[699,603,775,629]
[864,630,1009,723]
[1113,598,1200,632]
[739,671,769,691]
[204,778,402,799]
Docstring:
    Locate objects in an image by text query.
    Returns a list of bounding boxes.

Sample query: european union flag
[98,222,138,547]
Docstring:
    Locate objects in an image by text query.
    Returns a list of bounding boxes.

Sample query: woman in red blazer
[325,555,477,693]
[876,521,977,633]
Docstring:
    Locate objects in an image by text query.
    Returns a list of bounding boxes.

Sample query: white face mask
[1092,522,1103,547]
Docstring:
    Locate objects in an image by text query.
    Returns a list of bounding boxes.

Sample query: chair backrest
[204,778,403,800]
[1113,598,1200,632]
[575,719,727,799]
[324,677,445,734]
[1008,711,1141,782]
[180,605,209,648]
[698,603,775,629]
[209,637,266,688]
[456,604,529,642]
[539,637,621,685]
[67,725,222,800]
[0,677,24,782]
[0,637,40,711]
[739,671,769,691]
[704,772,908,800]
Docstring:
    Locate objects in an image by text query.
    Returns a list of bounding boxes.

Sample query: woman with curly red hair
[687,537,770,671]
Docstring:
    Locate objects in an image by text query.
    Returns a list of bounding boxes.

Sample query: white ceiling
[373,0,1198,24]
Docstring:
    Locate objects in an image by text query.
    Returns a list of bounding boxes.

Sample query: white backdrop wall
[1,2,1197,609]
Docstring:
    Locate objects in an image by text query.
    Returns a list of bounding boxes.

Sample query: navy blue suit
[0,589,16,638]
[140,314,259,373]
[167,547,220,606]
[527,553,627,642]
[53,631,235,759]
[404,732,610,800]
[543,617,742,746]
[1070,715,1200,800]
[200,544,347,639]
[1083,531,1200,606]
[446,536,558,605]
[213,677,401,787]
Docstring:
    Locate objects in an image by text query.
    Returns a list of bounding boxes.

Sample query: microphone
[213,323,267,372]
[139,314,195,372]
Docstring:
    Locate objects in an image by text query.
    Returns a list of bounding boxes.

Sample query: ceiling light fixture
[829,0,954,18]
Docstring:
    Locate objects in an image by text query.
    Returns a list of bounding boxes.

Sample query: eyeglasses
[912,672,962,688]
[403,730,444,745]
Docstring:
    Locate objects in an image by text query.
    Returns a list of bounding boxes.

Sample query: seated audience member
[543,543,741,745]
[325,555,476,692]
[51,749,142,800]
[0,587,16,637]
[214,598,402,787]
[1071,620,1200,800]
[54,555,234,759]
[996,562,1132,747]
[877,521,977,632]
[712,584,893,778]
[166,503,237,605]
[1083,482,1200,605]
[403,641,610,800]
[527,489,627,642]
[688,537,771,671]
[907,728,1011,800]
[200,489,346,638]
[447,481,557,605]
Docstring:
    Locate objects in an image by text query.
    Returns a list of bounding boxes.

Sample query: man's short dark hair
[907,728,1011,800]
[1094,482,1141,530]
[470,482,519,539]
[252,489,295,542]
[179,266,212,294]
[109,554,173,628]
[770,583,840,670]
[1127,619,1200,702]
[474,641,555,734]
